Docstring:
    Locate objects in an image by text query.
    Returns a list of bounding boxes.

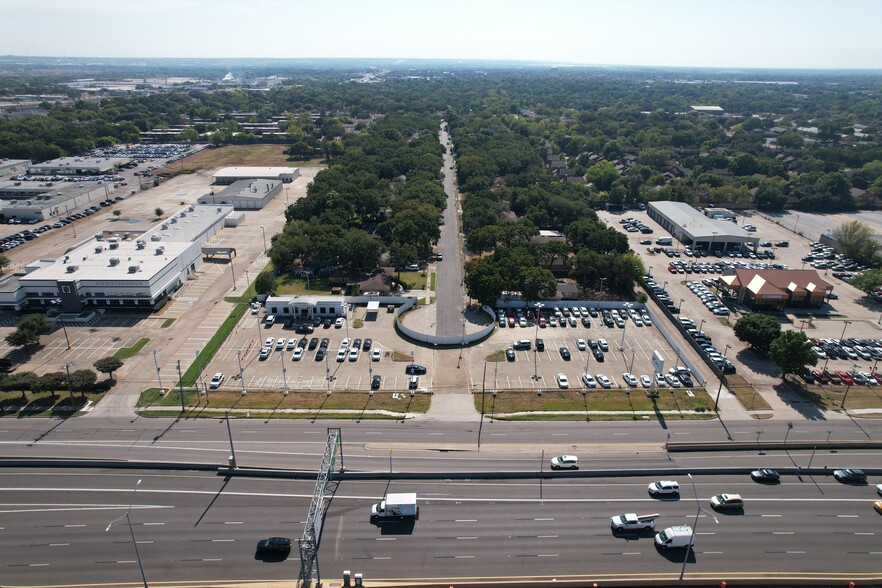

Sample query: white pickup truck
[610,512,659,531]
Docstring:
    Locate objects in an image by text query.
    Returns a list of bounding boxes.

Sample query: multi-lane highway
[2,468,880,587]
[1,417,881,471]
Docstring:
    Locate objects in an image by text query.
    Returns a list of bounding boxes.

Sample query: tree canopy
[733,313,781,354]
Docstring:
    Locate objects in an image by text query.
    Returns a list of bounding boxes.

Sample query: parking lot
[466,305,699,392]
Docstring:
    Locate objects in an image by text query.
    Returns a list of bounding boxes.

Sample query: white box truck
[655,237,673,246]
[371,493,418,520]
[655,525,694,549]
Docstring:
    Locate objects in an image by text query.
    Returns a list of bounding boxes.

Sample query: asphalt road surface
[1,417,882,472]
[2,469,880,587]
[434,123,465,338]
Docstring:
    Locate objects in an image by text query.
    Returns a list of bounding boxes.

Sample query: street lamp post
[678,298,684,314]
[679,473,718,581]
[236,350,246,395]
[176,360,185,413]
[841,363,860,410]
[598,277,607,292]
[51,299,72,350]
[105,479,148,588]
[62,362,74,398]
[714,344,731,411]
[628,348,637,375]
[152,350,163,393]
[259,225,267,254]
[784,421,793,446]
[698,318,706,335]
[839,320,852,344]
[533,302,543,380]
[280,350,289,396]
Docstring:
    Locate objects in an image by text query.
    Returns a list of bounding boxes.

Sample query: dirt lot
[168,144,325,172]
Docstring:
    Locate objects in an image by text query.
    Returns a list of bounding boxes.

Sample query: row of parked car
[803,241,868,273]
[644,276,680,315]
[810,337,882,362]
[687,280,731,316]
[679,316,737,374]
[619,217,653,234]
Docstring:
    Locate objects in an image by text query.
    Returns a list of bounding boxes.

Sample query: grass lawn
[113,337,150,359]
[136,388,429,417]
[162,145,326,172]
[476,388,714,420]
[277,275,333,296]
[787,379,882,411]
[0,391,105,417]
[397,271,427,290]
[725,374,772,411]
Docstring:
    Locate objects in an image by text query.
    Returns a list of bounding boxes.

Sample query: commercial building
[4,204,233,312]
[647,201,757,251]
[719,269,833,310]
[27,157,130,175]
[264,296,346,321]
[0,180,109,221]
[212,166,299,185]
[0,159,31,176]
[197,179,282,210]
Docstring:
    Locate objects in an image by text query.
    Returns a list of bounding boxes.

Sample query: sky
[2,0,881,70]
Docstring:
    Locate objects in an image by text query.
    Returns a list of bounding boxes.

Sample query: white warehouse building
[13,204,233,312]
[212,166,299,185]
[647,201,758,251]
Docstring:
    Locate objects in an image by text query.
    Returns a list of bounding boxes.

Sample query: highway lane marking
[455,555,476,559]
[761,514,782,517]
[212,539,235,542]
[143,522,165,525]
[64,524,86,527]
[703,551,725,554]
[203,558,223,561]
[0,505,171,514]
[787,551,806,554]
[534,518,554,521]
[372,556,392,560]
[837,514,859,518]
[772,532,794,535]
[855,532,875,536]
[695,532,715,535]
[455,519,477,522]
[456,537,477,540]
[224,521,243,524]
[49,543,69,547]
[537,554,559,557]
[537,535,558,538]
[376,537,396,541]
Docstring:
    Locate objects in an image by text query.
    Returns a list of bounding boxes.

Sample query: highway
[1,468,880,587]
[0,416,881,471]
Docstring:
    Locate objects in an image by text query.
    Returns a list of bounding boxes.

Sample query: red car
[835,370,854,384]
[812,370,829,384]
[668,266,679,274]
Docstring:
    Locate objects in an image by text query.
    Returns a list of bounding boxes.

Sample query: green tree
[3,371,37,399]
[464,257,505,307]
[776,131,804,149]
[519,266,557,302]
[33,372,66,398]
[850,269,882,296]
[69,369,97,396]
[93,357,124,380]
[769,330,818,380]
[537,241,570,269]
[585,160,619,191]
[154,207,164,217]
[112,209,122,218]
[733,313,781,354]
[832,220,881,267]
[254,272,277,296]
[5,314,53,348]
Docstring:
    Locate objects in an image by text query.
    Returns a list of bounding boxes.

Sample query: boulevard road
[1,468,880,587]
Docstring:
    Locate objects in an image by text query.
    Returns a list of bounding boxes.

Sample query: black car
[256,536,291,555]
[535,338,545,351]
[559,346,571,360]
[308,337,318,350]
[322,318,332,328]
[371,375,381,390]
[581,317,591,328]
[319,338,329,349]
[363,338,373,351]
[295,324,314,334]
[405,364,427,375]
[833,468,867,483]
[592,348,604,362]
[750,469,780,483]
[314,348,326,361]
[297,337,308,348]
[352,338,362,350]
[505,348,516,361]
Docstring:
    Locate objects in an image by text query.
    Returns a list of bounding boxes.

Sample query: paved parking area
[466,311,694,392]
[204,305,429,394]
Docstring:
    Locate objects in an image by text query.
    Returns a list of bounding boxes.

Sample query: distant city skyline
[3,0,881,70]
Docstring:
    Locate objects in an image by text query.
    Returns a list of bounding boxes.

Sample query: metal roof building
[28,157,130,175]
[212,166,299,185]
[197,179,282,210]
[647,201,757,251]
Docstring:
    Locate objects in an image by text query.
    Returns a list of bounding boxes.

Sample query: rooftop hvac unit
[161,223,168,230]
[150,235,161,241]
[135,240,146,249]
[66,265,78,273]
[155,246,165,255]
[108,241,119,250]
[109,258,120,266]
[128,266,139,273]
[180,212,186,218]
[170,217,177,224]
[188,205,195,211]
[94,246,103,253]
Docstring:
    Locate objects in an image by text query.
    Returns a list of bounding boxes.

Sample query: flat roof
[650,201,752,240]
[691,105,725,112]
[28,156,129,169]
[213,166,298,178]
[206,179,280,201]
[21,204,232,283]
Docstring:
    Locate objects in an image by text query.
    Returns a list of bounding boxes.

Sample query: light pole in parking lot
[714,344,732,412]
[236,350,246,395]
[533,302,544,380]
[628,348,636,375]
[51,299,72,350]
[841,362,860,410]
[280,349,288,396]
[175,360,186,413]
[839,320,852,344]
[678,298,684,314]
[105,478,148,588]
[698,318,706,334]
[679,473,718,581]
[260,225,267,254]
[153,350,164,394]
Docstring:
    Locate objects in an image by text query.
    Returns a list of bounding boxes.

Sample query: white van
[655,237,673,246]
[655,525,694,549]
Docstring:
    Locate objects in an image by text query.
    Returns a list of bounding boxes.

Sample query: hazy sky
[3,0,880,69]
